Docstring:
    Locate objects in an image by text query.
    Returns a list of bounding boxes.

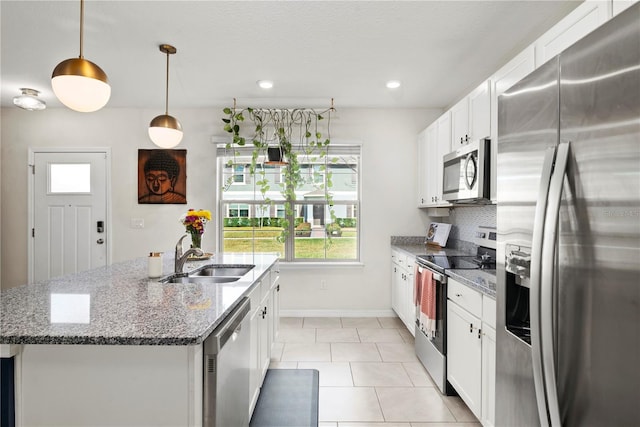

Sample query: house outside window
[218,144,361,262]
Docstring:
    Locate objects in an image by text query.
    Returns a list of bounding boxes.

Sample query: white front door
[31,150,109,283]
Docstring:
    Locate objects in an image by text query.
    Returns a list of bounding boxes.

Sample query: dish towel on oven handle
[415,265,436,339]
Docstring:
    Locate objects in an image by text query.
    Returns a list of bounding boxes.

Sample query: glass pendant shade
[52,58,111,112]
[149,44,182,148]
[149,114,183,148]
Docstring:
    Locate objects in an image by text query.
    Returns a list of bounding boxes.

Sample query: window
[218,144,361,262]
[49,163,91,193]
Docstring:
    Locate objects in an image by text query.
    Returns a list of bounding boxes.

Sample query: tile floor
[270,317,481,427]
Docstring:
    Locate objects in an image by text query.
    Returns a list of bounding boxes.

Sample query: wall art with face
[138,149,187,204]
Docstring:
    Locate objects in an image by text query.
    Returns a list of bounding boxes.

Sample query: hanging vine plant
[221,100,337,242]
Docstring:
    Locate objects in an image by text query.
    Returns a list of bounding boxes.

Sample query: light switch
[130,218,144,229]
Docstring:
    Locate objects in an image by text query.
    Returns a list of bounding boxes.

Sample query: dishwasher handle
[204,297,251,354]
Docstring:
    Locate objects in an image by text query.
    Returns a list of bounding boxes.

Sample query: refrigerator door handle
[541,141,571,427]
[530,145,558,427]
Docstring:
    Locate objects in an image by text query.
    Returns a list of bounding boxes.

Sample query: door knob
[97,238,104,244]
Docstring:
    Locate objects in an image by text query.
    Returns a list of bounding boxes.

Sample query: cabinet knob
[469,323,473,333]
[478,329,482,339]
[455,293,462,297]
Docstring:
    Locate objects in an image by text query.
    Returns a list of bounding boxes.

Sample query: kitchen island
[0,252,279,427]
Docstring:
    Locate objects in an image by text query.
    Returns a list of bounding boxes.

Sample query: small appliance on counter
[425,222,452,248]
[414,226,496,395]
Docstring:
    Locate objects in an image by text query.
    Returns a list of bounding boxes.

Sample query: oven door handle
[416,264,444,283]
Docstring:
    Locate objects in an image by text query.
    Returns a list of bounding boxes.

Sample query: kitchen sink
[160,264,255,284]
[165,276,242,284]
[190,265,255,277]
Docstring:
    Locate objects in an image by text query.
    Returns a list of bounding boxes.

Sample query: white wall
[1,106,440,314]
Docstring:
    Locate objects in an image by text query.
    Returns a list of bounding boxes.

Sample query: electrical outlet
[130,218,144,229]
[320,280,327,290]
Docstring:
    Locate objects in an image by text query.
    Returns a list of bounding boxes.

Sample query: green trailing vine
[221,102,336,243]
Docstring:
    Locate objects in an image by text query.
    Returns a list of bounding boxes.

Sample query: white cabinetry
[391,249,416,334]
[535,0,610,66]
[489,46,535,201]
[451,80,491,147]
[481,295,496,427]
[417,113,452,208]
[613,0,637,15]
[446,278,496,425]
[248,262,281,416]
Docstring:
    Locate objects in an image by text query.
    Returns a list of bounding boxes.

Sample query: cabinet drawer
[448,278,482,318]
[482,295,496,329]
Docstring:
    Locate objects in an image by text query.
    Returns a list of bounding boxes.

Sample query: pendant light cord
[165,50,170,115]
[79,0,84,59]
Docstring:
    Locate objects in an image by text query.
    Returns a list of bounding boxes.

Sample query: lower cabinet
[446,278,496,426]
[248,262,281,418]
[481,323,496,427]
[447,301,482,416]
[391,249,415,334]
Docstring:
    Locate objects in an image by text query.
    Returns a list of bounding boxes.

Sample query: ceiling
[1,1,580,111]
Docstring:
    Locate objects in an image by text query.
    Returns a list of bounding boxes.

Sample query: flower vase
[190,232,203,250]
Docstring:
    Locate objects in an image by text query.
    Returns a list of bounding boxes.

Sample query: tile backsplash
[446,205,496,251]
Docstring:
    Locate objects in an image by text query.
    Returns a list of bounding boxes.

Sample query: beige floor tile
[341,317,382,328]
[281,342,331,362]
[378,317,405,329]
[319,387,384,422]
[376,387,456,422]
[357,328,404,343]
[268,361,297,369]
[442,396,479,422]
[276,327,316,343]
[280,317,303,328]
[270,342,284,361]
[411,423,481,427]
[351,362,412,387]
[338,423,410,427]
[397,328,415,344]
[298,362,354,386]
[319,423,338,427]
[377,343,419,362]
[331,343,382,362]
[317,328,360,343]
[402,362,436,387]
[304,317,343,328]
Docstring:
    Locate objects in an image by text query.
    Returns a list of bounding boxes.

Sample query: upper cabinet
[451,80,491,147]
[489,47,536,202]
[613,0,637,15]
[417,112,452,208]
[535,0,611,66]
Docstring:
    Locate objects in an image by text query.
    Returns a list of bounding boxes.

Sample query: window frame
[217,143,361,263]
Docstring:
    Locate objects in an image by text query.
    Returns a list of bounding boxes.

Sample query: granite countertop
[391,237,496,298]
[0,253,278,346]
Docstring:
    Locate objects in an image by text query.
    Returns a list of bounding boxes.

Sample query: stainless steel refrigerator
[496,3,640,426]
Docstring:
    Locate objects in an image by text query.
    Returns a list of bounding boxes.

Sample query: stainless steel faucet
[174,234,204,274]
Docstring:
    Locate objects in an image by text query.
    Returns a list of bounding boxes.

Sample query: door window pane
[50,163,91,193]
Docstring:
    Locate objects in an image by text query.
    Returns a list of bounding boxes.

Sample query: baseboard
[279,309,396,318]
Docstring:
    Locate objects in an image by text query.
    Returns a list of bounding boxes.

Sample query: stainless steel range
[414,227,496,395]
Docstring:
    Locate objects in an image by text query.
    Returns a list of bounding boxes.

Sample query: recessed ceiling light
[257,80,274,89]
[13,88,46,111]
[386,80,401,89]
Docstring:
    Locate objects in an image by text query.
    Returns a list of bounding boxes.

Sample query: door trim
[27,147,112,284]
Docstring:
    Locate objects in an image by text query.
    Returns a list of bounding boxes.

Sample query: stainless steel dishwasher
[203,297,251,427]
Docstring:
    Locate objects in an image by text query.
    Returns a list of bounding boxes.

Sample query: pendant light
[148,44,183,148]
[51,0,110,112]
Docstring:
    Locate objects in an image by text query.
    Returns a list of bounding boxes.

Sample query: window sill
[279,261,364,270]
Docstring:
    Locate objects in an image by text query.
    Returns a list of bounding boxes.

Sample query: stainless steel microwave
[442,138,490,203]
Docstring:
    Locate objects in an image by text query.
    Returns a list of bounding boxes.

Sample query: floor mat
[250,369,319,427]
